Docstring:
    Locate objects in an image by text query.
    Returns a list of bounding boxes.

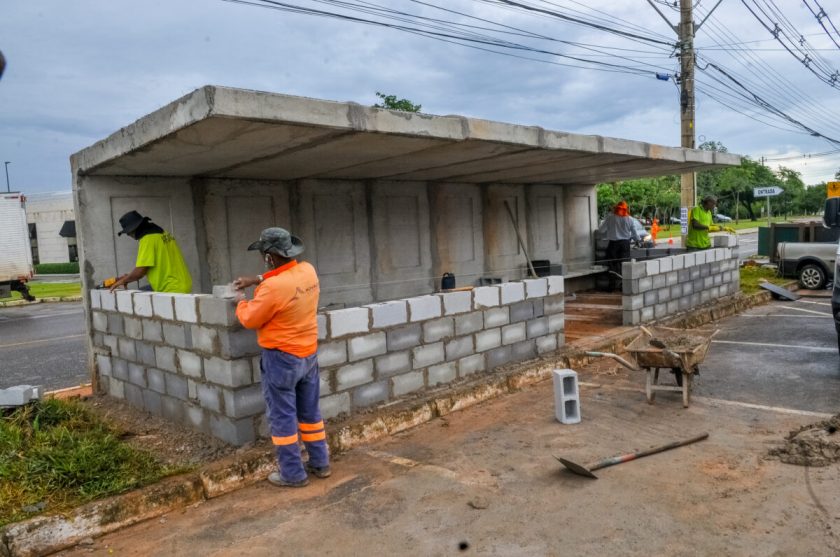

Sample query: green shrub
[34,262,79,274]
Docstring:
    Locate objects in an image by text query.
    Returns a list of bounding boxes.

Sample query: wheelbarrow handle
[588,432,709,472]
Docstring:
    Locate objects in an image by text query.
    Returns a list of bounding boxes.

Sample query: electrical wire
[802,0,840,51]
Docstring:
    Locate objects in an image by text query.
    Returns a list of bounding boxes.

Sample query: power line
[802,0,840,51]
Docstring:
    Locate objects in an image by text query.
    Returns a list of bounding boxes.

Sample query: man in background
[598,201,640,292]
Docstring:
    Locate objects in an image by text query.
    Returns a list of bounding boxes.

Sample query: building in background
[25,191,77,265]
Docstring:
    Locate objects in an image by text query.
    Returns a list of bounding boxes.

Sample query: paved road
[735,230,759,259]
[0,302,89,391]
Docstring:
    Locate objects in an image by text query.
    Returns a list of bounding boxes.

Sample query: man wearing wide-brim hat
[234,227,330,488]
[110,210,192,293]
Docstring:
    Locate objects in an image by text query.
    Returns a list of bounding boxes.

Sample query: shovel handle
[589,432,709,472]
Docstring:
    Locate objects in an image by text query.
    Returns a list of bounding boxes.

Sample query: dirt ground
[60,356,840,557]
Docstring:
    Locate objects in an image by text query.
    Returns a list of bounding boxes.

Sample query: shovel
[555,432,709,479]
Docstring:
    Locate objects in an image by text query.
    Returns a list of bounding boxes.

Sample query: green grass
[0,398,176,527]
[1,282,81,301]
[35,262,80,274]
[739,264,790,294]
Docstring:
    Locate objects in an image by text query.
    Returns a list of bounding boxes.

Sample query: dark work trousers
[605,239,631,292]
[261,349,330,483]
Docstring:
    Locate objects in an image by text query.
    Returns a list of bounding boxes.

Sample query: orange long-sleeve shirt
[235,260,320,357]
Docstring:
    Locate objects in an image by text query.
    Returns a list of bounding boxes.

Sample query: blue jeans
[261,349,329,482]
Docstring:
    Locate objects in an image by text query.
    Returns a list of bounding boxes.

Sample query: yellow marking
[0,334,84,349]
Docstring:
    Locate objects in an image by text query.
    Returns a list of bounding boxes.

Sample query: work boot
[267,471,309,488]
[305,461,331,479]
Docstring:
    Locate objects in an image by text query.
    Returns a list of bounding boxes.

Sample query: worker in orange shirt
[650,218,660,245]
[234,227,329,488]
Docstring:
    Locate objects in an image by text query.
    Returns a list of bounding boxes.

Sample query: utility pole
[646,0,723,244]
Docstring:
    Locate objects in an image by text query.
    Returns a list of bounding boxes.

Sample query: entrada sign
[753,186,784,197]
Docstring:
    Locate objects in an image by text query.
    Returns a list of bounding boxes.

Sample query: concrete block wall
[620,239,739,325]
[90,276,565,446]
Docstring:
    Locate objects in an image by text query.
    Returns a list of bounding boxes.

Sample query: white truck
[0,192,35,301]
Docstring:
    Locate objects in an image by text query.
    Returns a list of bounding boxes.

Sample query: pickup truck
[776,242,836,289]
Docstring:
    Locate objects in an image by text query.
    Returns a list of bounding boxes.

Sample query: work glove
[723,226,736,234]
[708,224,722,232]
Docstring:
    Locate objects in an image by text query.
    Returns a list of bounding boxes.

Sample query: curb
[0,296,82,308]
[0,291,770,557]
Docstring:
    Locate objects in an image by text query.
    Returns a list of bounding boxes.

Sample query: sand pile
[768,414,840,467]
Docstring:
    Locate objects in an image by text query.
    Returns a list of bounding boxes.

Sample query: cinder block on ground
[370,300,408,329]
[623,310,641,325]
[0,385,41,407]
[472,286,500,309]
[348,332,387,362]
[552,369,581,424]
[329,307,370,338]
[407,295,442,322]
[500,281,525,305]
[441,290,472,315]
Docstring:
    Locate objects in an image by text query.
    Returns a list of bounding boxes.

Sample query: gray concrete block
[391,370,425,396]
[543,295,564,315]
[441,290,472,315]
[198,296,236,326]
[107,313,124,336]
[223,384,264,418]
[502,322,527,345]
[177,349,203,378]
[124,383,144,409]
[423,317,454,343]
[118,337,136,362]
[643,290,657,306]
[622,261,647,279]
[532,299,544,318]
[547,314,564,334]
[509,301,534,323]
[141,319,163,343]
[348,332,387,361]
[352,381,389,408]
[651,274,666,289]
[375,351,411,377]
[370,300,408,329]
[165,372,189,401]
[329,307,370,338]
[475,328,502,352]
[428,362,457,386]
[89,289,101,310]
[511,339,536,361]
[162,323,191,349]
[197,383,223,413]
[658,286,671,303]
[152,293,175,320]
[645,259,660,276]
[666,271,679,286]
[623,294,643,311]
[484,306,510,328]
[112,358,129,381]
[500,281,525,304]
[124,316,142,339]
[92,311,108,333]
[204,357,252,387]
[128,362,146,387]
[700,265,711,278]
[174,294,200,322]
[641,306,654,322]
[192,325,219,354]
[96,354,112,377]
[683,252,696,267]
[320,371,331,396]
[485,345,512,369]
[523,278,548,299]
[100,290,117,312]
[679,296,691,310]
[445,336,474,362]
[659,257,673,273]
[318,340,347,368]
[147,367,166,394]
[108,377,125,399]
[536,334,558,354]
[654,303,667,319]
[473,285,500,309]
[132,292,154,317]
[455,311,484,336]
[638,276,654,292]
[681,282,693,296]
[527,317,549,339]
[547,275,564,296]
[0,385,41,406]
[155,345,177,373]
[116,290,134,314]
[219,328,260,359]
[689,267,701,280]
[210,414,256,446]
[317,313,327,341]
[319,392,351,420]
[336,360,374,390]
[407,295,442,322]
[667,300,679,314]
[144,390,162,416]
[93,332,104,348]
[623,310,641,325]
[458,353,486,376]
[189,379,199,402]
[387,324,422,351]
[183,403,210,433]
[160,395,185,423]
[413,342,444,369]
[695,251,707,265]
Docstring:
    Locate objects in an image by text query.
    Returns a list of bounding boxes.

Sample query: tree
[373,92,422,113]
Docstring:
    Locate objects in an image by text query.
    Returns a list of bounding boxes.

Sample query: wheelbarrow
[587,326,718,408]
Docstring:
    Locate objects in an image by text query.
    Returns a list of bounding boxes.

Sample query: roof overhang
[71,86,742,185]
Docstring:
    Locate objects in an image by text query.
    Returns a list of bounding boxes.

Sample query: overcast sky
[2,0,839,194]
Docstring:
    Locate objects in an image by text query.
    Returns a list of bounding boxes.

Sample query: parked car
[630,217,654,248]
[776,242,836,289]
[714,213,733,223]
[669,216,681,224]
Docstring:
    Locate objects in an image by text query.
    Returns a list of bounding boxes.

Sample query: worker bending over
[234,227,330,488]
[110,210,192,293]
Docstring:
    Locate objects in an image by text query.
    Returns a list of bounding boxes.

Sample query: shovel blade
[554,456,598,479]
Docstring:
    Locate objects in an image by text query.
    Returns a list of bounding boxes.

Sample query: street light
[3,161,9,193]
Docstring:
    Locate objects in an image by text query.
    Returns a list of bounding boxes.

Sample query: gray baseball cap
[247,227,305,257]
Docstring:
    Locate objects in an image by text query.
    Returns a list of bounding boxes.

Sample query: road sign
[828,181,840,199]
[680,207,688,235]
[754,186,784,197]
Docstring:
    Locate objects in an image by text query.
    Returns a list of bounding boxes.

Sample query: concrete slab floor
[57,301,840,557]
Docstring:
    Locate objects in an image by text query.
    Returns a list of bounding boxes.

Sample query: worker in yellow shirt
[110,210,192,293]
[686,196,735,250]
